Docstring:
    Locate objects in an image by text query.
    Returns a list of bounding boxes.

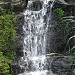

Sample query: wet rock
[72,69,75,75]
[0,0,28,12]
[64,0,75,5]
[46,10,65,53]
[28,1,43,11]
[12,56,29,75]
[16,13,24,57]
[51,57,75,75]
[16,49,24,57]
[46,1,75,54]
[11,64,25,75]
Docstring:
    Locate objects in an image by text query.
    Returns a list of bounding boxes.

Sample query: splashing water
[18,0,55,75]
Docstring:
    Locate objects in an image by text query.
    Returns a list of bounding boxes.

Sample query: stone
[46,0,75,53]
[64,0,75,5]
[28,1,43,11]
[16,13,25,57]
[11,64,25,75]
[51,57,75,75]
[0,0,28,12]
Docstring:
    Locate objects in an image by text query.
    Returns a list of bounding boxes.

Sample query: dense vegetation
[0,7,17,75]
[54,7,75,54]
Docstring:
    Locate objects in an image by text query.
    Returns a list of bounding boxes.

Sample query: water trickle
[18,0,55,75]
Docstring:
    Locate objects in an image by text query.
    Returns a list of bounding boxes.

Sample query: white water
[18,0,55,75]
[19,70,57,75]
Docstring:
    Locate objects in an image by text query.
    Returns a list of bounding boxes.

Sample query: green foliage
[0,52,11,75]
[67,35,75,45]
[66,35,75,54]
[0,12,17,58]
[54,8,64,18]
[0,8,17,75]
[54,7,75,55]
[61,16,75,54]
[0,7,5,15]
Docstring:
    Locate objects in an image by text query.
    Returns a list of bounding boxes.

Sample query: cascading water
[18,0,55,75]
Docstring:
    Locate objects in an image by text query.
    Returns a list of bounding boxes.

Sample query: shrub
[0,8,17,75]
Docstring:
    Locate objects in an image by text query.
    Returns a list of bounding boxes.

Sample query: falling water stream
[18,0,56,75]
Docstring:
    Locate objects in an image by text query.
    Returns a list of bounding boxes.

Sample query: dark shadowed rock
[64,0,75,5]
[0,0,28,12]
[51,57,75,75]
[16,13,25,57]
[27,1,43,11]
[11,64,25,75]
[46,1,75,54]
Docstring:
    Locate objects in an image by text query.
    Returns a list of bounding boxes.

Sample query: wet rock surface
[64,0,75,5]
[12,55,75,75]
[27,1,43,11]
[16,13,25,57]
[46,1,75,53]
[0,0,28,12]
[51,57,75,75]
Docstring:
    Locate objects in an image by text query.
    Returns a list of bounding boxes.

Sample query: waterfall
[18,0,55,75]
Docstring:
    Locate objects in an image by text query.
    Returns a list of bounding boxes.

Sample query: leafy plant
[0,8,17,75]
[54,8,64,18]
[54,8,75,55]
[0,7,5,15]
[60,15,75,55]
[0,52,11,75]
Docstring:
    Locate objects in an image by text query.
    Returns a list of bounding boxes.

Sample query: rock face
[0,0,28,12]
[0,0,74,12]
[51,57,75,75]
[46,0,75,53]
[64,0,75,5]
[28,1,43,11]
[16,13,25,57]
